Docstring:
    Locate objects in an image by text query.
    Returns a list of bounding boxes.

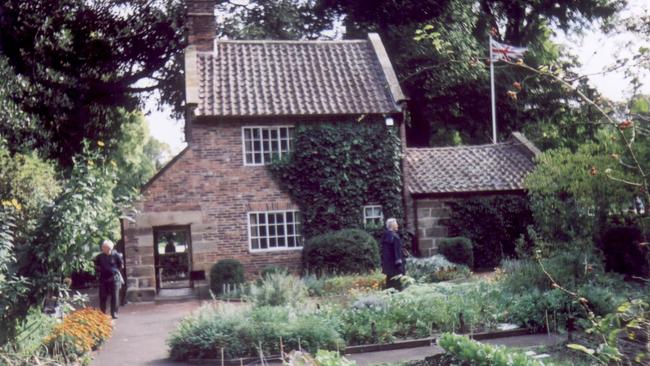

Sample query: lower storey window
[249,210,302,251]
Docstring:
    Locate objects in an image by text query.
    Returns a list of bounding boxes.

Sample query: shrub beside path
[91,300,201,366]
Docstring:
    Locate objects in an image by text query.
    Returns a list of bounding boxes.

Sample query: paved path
[91,301,201,366]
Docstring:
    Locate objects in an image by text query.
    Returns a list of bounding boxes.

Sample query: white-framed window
[242,126,295,165]
[248,210,302,251]
[363,205,383,227]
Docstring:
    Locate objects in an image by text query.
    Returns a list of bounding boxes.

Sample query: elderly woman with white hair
[380,218,405,290]
[94,239,123,319]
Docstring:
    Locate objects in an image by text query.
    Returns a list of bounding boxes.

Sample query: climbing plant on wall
[268,121,403,239]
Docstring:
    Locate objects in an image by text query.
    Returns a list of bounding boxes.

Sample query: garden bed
[186,328,533,365]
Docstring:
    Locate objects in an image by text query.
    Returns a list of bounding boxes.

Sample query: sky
[144,0,650,157]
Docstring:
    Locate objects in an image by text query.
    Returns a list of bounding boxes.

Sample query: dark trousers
[385,275,402,291]
[99,279,119,316]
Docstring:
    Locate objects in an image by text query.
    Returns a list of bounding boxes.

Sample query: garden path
[90,300,201,366]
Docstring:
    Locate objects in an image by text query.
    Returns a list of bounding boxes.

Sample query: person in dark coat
[381,218,405,290]
[94,239,123,319]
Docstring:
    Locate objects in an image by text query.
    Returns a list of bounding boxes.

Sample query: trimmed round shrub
[209,259,245,295]
[437,237,474,268]
[302,229,379,275]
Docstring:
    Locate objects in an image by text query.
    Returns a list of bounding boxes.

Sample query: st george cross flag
[490,39,527,61]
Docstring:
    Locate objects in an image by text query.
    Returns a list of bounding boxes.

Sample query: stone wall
[414,198,456,256]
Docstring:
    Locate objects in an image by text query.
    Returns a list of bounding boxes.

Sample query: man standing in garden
[94,239,123,319]
[381,218,405,290]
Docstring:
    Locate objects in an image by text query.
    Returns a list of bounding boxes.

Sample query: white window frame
[363,205,384,227]
[247,210,303,252]
[241,126,295,166]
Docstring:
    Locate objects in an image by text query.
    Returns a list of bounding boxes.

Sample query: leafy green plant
[283,350,356,366]
[209,259,245,295]
[437,237,474,268]
[268,123,403,240]
[302,229,379,275]
[406,255,470,283]
[438,333,556,366]
[248,272,308,307]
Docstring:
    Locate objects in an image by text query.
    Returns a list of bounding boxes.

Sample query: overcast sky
[145,0,650,157]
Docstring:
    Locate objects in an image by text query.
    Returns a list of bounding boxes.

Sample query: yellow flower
[110,160,117,168]
[97,141,105,147]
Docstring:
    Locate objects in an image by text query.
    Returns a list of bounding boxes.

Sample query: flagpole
[489,35,497,144]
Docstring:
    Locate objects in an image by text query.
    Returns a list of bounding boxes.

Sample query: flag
[490,39,527,61]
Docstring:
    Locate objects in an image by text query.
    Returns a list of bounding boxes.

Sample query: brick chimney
[187,0,216,51]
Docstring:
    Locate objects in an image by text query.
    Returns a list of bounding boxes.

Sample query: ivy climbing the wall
[268,122,404,241]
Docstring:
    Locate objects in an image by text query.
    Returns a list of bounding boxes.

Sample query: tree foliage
[316,0,623,147]
[0,0,184,166]
[1,142,120,344]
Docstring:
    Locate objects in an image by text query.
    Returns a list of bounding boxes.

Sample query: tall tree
[0,0,184,166]
[316,0,625,147]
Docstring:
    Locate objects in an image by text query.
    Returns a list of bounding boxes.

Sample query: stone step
[154,288,197,304]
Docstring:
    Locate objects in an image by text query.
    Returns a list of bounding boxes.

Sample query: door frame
[153,225,193,291]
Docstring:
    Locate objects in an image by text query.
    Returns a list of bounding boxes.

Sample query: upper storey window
[242,126,295,165]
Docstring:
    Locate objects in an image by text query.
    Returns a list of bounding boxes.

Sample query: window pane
[280,128,287,138]
[286,212,294,222]
[262,129,269,139]
[253,141,261,151]
[270,237,277,247]
[252,129,260,138]
[260,238,268,249]
[264,152,271,162]
[275,213,284,224]
[250,214,258,225]
[287,225,294,235]
[278,236,285,246]
[259,226,266,236]
[254,153,262,163]
[244,129,252,139]
[271,140,278,152]
[268,214,275,224]
[270,129,278,139]
[259,215,266,224]
[277,225,285,236]
[251,238,259,249]
[269,225,276,236]
[251,226,258,237]
[288,236,295,247]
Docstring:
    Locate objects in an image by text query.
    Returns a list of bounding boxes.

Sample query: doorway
[153,226,192,290]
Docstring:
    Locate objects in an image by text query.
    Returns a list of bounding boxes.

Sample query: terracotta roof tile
[405,140,537,195]
[193,39,402,116]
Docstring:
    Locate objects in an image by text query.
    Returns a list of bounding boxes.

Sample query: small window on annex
[363,205,383,227]
[248,210,302,251]
[242,126,295,165]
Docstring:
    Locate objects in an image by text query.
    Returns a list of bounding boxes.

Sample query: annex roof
[185,34,405,117]
[405,133,541,195]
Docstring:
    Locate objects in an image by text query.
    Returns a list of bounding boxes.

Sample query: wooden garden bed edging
[187,328,531,365]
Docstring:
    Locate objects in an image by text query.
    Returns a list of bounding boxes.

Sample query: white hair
[385,218,398,230]
[101,239,114,250]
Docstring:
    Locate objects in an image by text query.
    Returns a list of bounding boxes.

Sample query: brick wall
[123,119,303,301]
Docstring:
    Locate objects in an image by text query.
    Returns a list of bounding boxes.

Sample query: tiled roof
[405,136,539,195]
[187,34,404,117]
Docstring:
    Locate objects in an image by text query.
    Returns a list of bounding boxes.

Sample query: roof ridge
[216,39,368,45]
[407,141,516,152]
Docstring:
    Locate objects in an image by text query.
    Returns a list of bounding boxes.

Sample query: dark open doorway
[153,226,192,290]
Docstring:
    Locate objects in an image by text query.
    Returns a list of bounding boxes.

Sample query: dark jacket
[94,251,123,283]
[380,229,404,277]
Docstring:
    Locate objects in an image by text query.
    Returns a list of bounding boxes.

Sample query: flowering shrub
[44,308,112,357]
[321,272,385,295]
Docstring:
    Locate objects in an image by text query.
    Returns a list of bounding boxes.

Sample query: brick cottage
[120,0,407,302]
